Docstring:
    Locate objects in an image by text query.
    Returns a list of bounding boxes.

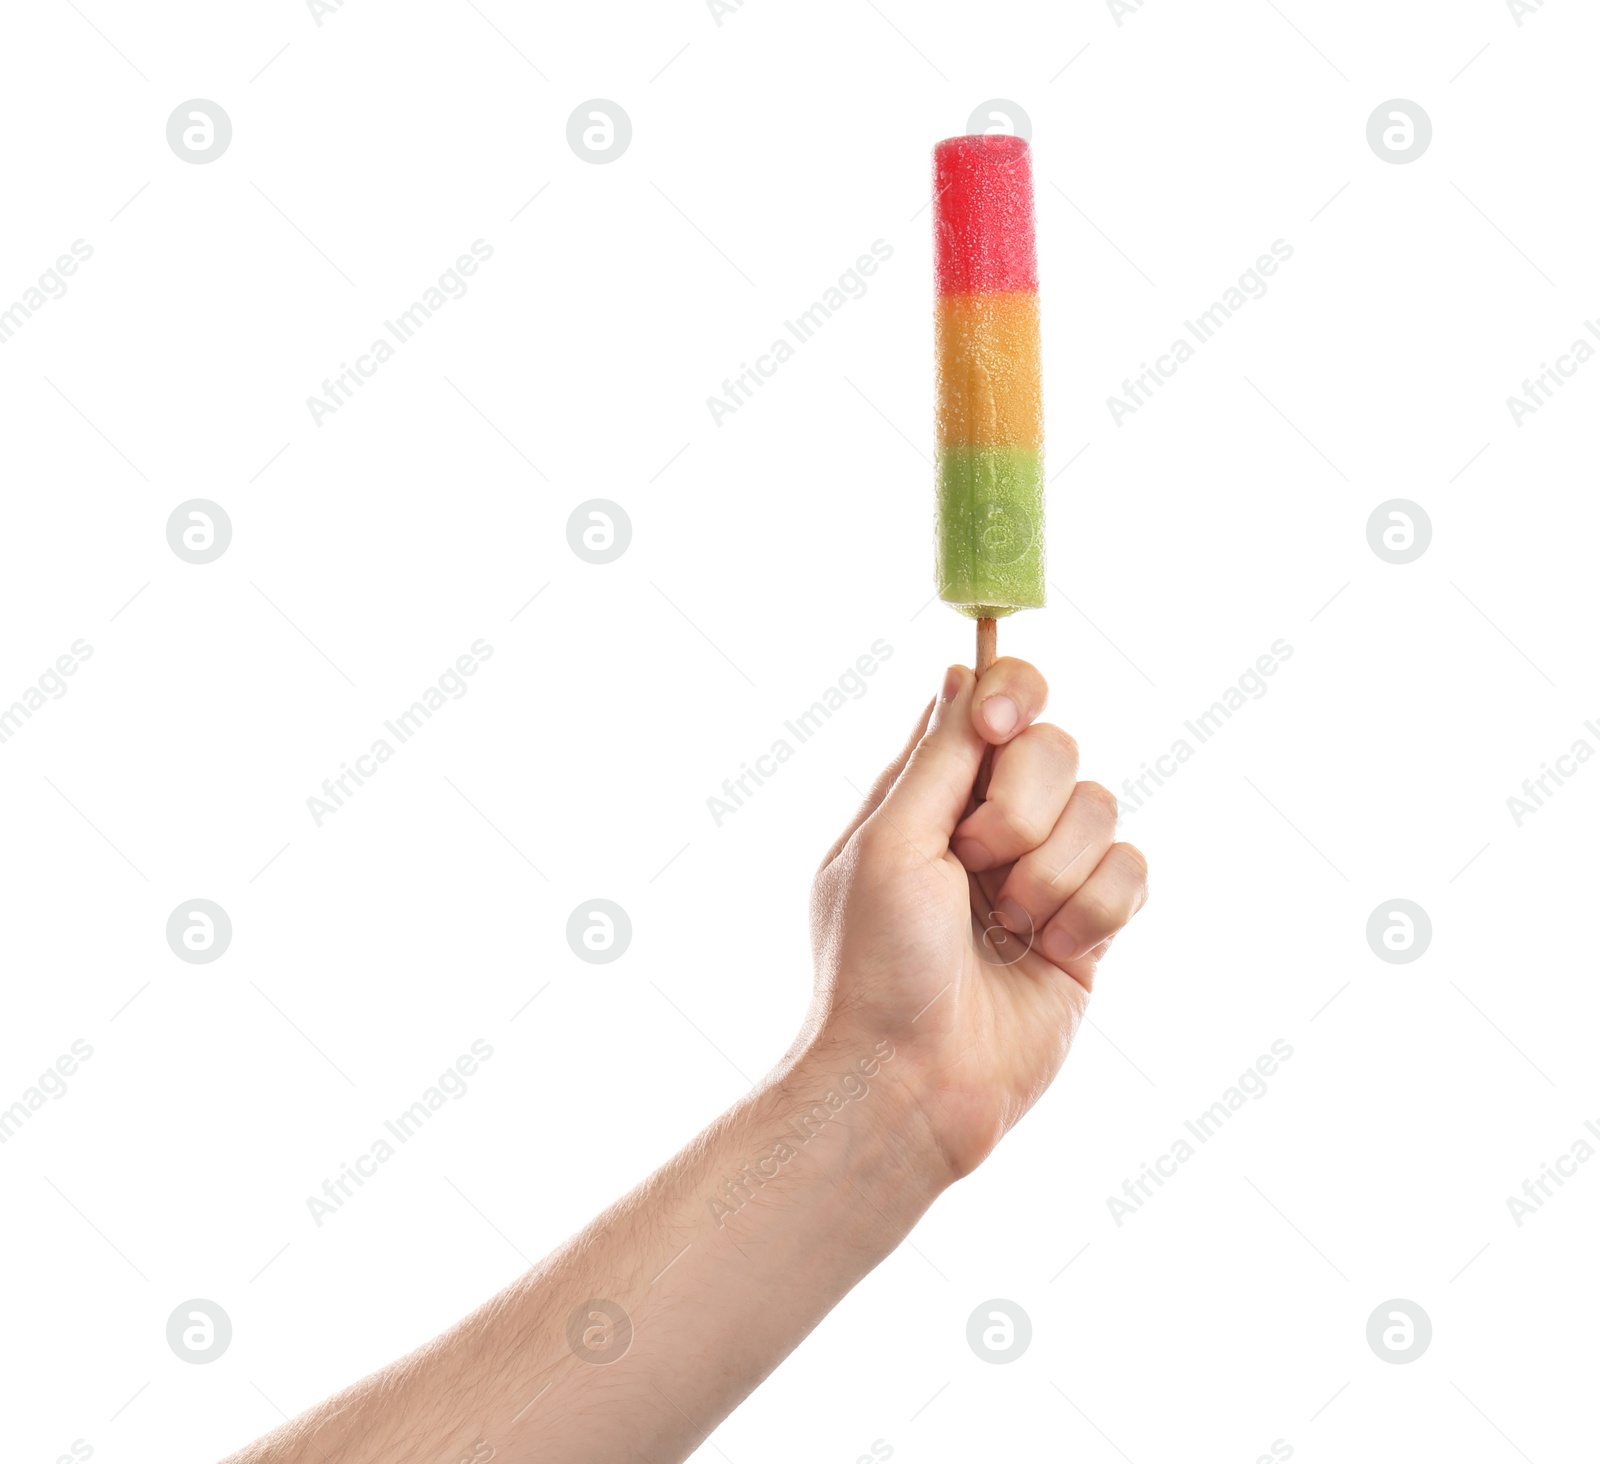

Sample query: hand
[809,658,1148,1183]
[224,656,1138,1464]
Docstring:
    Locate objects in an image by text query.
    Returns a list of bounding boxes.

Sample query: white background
[3,1,1598,1460]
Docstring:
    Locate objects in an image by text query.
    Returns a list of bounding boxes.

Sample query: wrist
[775,1025,960,1203]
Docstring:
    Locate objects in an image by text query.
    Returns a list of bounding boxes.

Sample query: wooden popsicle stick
[973,617,998,801]
[975,617,997,678]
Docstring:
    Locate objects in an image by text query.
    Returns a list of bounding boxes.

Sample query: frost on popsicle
[933,134,1044,620]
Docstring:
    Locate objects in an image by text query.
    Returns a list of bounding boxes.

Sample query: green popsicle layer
[936,446,1046,618]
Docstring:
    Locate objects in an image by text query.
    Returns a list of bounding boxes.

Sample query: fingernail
[1042,926,1079,965]
[995,896,1030,935]
[981,695,1019,738]
[953,836,993,872]
[940,665,963,703]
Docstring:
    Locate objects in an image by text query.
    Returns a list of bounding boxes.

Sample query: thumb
[872,665,985,852]
[820,697,933,868]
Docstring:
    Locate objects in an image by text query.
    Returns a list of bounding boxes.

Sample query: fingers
[819,698,933,869]
[950,724,1080,872]
[990,779,1119,933]
[970,657,1048,745]
[871,666,986,851]
[1037,843,1149,986]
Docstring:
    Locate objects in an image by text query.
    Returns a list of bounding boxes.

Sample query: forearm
[225,1028,946,1464]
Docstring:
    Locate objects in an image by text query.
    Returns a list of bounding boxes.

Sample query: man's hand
[224,658,1147,1464]
[811,659,1148,1181]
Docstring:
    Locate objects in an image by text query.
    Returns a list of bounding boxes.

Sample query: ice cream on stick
[933,133,1044,677]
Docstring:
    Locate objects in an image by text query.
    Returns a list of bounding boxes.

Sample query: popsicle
[933,133,1044,675]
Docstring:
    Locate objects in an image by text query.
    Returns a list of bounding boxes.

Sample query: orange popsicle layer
[935,291,1042,449]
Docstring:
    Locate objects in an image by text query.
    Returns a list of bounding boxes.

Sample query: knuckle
[1075,888,1119,929]
[998,861,1048,909]
[1010,665,1048,706]
[1024,722,1079,765]
[1075,780,1119,824]
[999,801,1054,851]
[1073,849,1150,928]
[992,654,1043,685]
[1112,842,1149,883]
